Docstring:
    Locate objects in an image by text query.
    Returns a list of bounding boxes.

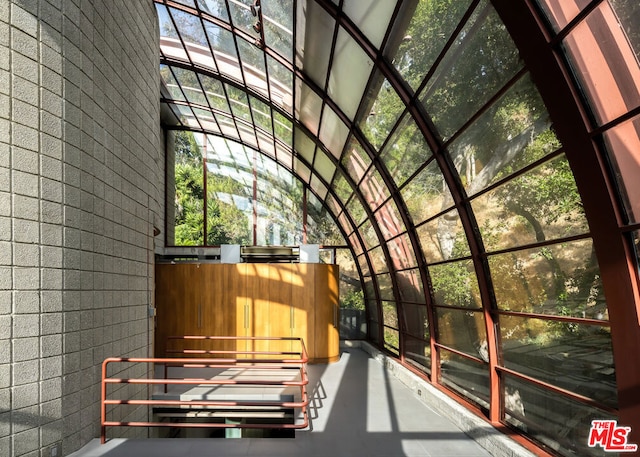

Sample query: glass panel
[404,335,430,374]
[262,0,293,62]
[503,374,616,457]
[387,234,416,271]
[251,97,272,133]
[170,7,207,47]
[173,131,204,245]
[237,38,268,98]
[331,171,353,203]
[374,200,405,241]
[602,114,640,223]
[359,75,404,152]
[382,300,398,329]
[198,0,229,22]
[313,149,336,184]
[501,315,616,409]
[384,327,400,355]
[341,138,372,184]
[420,1,522,141]
[172,67,206,105]
[388,0,474,91]
[377,273,394,300]
[267,55,293,112]
[294,127,316,164]
[397,270,425,304]
[200,75,228,112]
[402,159,451,225]
[535,0,588,32]
[225,84,251,122]
[216,112,238,138]
[161,65,185,102]
[205,20,237,59]
[417,209,470,263]
[369,246,387,274]
[364,279,376,301]
[403,304,429,339]
[193,108,219,133]
[295,0,334,88]
[439,348,490,408]
[295,79,323,136]
[436,308,487,359]
[339,245,367,339]
[359,219,379,250]
[205,163,252,245]
[345,195,367,228]
[430,260,482,309]
[318,106,349,159]
[360,167,390,211]
[294,158,311,183]
[448,74,561,196]
[357,252,371,278]
[328,27,373,121]
[310,174,328,201]
[380,113,432,187]
[489,239,607,320]
[611,0,640,56]
[563,2,640,125]
[343,0,397,49]
[307,193,343,245]
[228,0,254,33]
[473,155,588,252]
[273,111,292,147]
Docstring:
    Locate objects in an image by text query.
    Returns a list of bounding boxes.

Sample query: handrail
[100,336,309,443]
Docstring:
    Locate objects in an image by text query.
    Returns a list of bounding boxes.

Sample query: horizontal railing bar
[167,349,301,355]
[104,377,308,386]
[104,356,307,365]
[104,398,309,407]
[167,335,304,341]
[166,363,301,369]
[103,419,308,429]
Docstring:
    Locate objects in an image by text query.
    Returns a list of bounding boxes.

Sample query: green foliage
[430,261,478,308]
[341,289,365,311]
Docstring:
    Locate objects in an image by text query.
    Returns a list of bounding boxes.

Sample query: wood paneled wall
[154,263,340,362]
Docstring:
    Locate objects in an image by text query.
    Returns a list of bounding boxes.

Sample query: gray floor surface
[70,347,493,457]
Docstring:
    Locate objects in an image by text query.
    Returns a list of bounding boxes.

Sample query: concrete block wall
[1,1,162,456]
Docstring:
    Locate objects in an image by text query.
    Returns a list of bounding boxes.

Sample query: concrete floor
[69,345,530,457]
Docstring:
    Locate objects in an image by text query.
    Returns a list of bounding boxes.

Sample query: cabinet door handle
[244,304,249,329]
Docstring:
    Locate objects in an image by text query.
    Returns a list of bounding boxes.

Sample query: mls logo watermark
[588,420,638,452]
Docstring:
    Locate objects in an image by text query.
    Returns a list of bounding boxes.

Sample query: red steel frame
[100,336,310,444]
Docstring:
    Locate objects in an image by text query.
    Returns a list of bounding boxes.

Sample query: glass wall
[156,1,640,454]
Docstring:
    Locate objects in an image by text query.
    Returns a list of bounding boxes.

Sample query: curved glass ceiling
[155,2,640,455]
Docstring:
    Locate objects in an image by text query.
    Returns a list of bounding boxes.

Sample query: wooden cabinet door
[269,264,294,355]
[314,264,340,362]
[245,263,272,354]
[291,263,314,359]
[155,263,203,357]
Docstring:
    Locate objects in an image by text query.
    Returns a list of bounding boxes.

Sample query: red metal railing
[100,336,309,443]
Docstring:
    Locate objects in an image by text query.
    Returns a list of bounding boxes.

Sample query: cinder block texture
[2,1,162,456]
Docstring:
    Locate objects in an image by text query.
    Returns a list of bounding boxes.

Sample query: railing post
[101,359,108,444]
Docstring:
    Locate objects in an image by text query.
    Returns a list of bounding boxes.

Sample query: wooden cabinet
[154,263,339,362]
